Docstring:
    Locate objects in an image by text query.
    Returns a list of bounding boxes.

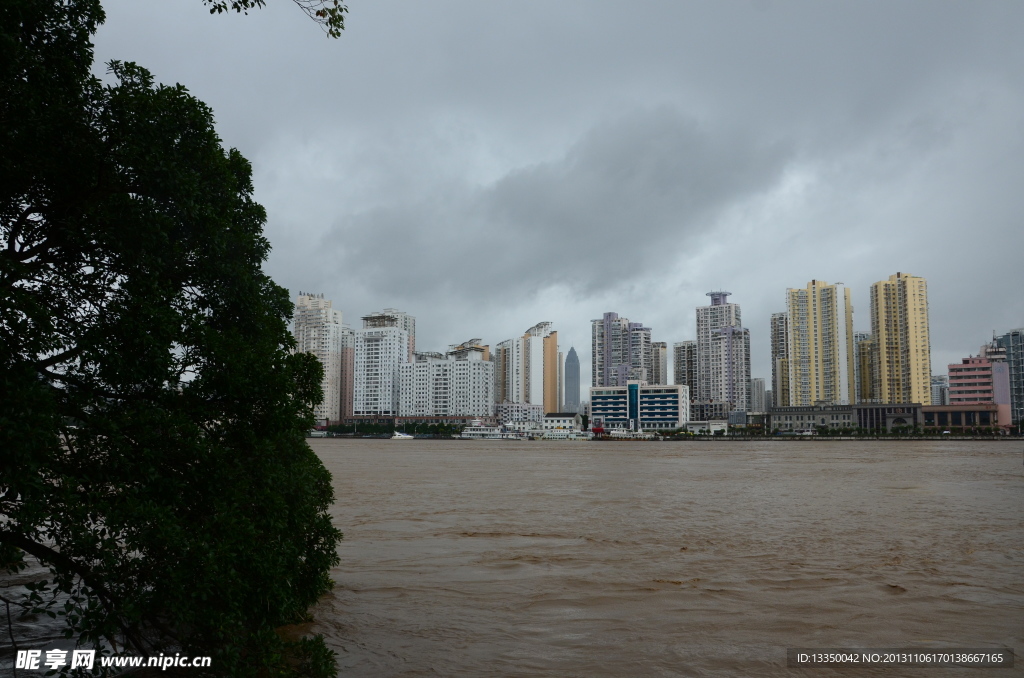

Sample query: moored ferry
[459,420,525,440]
[606,428,655,440]
[541,429,594,441]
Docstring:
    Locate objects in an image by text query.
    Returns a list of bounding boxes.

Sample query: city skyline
[93,1,1024,393]
[299,282,1019,411]
[294,281,1021,426]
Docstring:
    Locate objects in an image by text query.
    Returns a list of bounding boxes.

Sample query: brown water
[309,439,1023,677]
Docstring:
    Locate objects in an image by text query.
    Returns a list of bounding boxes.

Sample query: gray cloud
[91,0,1024,384]
[324,108,793,300]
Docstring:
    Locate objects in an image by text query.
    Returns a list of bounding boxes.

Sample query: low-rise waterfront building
[543,412,583,431]
[589,382,689,431]
[684,421,728,435]
[948,356,1011,426]
[853,403,923,431]
[921,403,1008,431]
[495,402,544,425]
[504,419,542,433]
[768,403,924,433]
[768,404,856,432]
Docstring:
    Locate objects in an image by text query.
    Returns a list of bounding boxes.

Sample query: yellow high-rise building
[785,280,855,406]
[869,272,932,405]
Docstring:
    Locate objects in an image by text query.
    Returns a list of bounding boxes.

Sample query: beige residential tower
[868,272,932,405]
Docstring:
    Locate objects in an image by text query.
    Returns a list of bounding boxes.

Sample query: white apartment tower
[399,341,494,418]
[673,340,697,394]
[750,377,767,413]
[770,312,789,408]
[592,312,652,386]
[709,325,751,411]
[362,308,416,361]
[292,293,345,423]
[494,322,560,413]
[353,310,413,416]
[650,342,668,385]
[695,291,743,403]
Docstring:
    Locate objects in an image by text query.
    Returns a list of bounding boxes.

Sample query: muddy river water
[309,439,1022,677]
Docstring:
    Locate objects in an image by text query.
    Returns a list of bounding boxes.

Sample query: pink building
[947,357,1011,426]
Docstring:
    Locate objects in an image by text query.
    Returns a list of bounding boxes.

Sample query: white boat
[390,431,414,440]
[541,429,594,441]
[607,428,655,440]
[459,420,525,440]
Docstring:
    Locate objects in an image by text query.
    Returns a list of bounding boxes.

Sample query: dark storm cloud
[324,108,793,298]
[91,0,1024,377]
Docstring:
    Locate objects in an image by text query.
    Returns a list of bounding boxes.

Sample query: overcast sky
[93,1,1024,387]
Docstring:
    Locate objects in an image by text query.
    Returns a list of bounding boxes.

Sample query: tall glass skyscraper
[564,346,581,413]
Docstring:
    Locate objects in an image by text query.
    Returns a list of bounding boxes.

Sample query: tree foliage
[205,0,348,38]
[1,1,342,674]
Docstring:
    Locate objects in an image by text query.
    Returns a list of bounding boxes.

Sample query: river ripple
[309,439,1023,677]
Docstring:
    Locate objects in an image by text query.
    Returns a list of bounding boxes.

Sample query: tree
[205,0,348,38]
[1,1,341,674]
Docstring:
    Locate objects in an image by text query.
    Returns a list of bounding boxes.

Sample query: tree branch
[0,530,156,656]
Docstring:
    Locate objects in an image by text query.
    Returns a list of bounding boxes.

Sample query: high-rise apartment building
[673,340,697,395]
[292,293,345,423]
[564,347,581,413]
[650,342,668,385]
[750,377,767,413]
[994,328,1024,424]
[494,322,560,413]
[853,331,874,403]
[709,325,751,411]
[362,308,416,361]
[695,291,749,411]
[868,272,932,405]
[398,343,494,418]
[769,312,789,408]
[353,310,413,417]
[557,350,565,410]
[339,325,355,419]
[592,312,652,386]
[785,280,855,406]
[629,323,652,383]
[930,375,949,407]
[494,336,522,404]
